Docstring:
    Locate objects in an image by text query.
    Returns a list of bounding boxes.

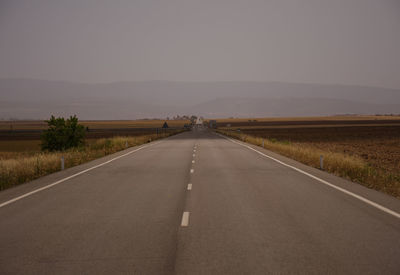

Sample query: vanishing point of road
[1,128,399,274]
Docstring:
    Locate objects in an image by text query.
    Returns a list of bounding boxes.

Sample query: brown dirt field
[213,115,400,124]
[216,119,400,128]
[0,120,189,142]
[0,140,41,153]
[238,125,400,180]
[309,139,400,175]
[0,119,189,130]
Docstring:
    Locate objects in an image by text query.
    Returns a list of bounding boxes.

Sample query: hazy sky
[1,0,399,88]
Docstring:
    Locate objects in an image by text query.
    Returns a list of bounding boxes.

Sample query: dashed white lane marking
[193,149,196,152]
[187,183,192,190]
[190,169,194,173]
[192,160,195,164]
[193,154,195,157]
[217,133,400,220]
[181,212,190,227]
[0,141,161,209]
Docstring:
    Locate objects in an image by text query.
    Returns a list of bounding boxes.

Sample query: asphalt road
[0,128,399,274]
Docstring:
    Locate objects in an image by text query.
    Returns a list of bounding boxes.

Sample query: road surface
[1,128,399,274]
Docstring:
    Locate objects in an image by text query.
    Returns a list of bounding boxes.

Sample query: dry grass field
[0,119,188,190]
[215,115,400,198]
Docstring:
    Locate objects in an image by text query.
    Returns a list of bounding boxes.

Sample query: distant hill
[1,78,399,119]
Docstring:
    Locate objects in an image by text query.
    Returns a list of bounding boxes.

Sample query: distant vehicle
[209,120,217,128]
[195,117,203,125]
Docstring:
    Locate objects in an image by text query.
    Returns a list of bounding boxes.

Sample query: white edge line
[181,211,190,226]
[0,142,160,209]
[217,133,400,219]
[187,183,192,190]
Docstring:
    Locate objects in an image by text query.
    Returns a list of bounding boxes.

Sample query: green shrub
[41,115,85,151]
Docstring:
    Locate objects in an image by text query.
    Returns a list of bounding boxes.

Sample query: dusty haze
[0,0,400,119]
[1,79,400,119]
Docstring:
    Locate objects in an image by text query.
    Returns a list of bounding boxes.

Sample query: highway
[0,128,399,274]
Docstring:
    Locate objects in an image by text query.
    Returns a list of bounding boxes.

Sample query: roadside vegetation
[0,117,186,191]
[41,115,86,151]
[0,133,182,191]
[216,117,400,198]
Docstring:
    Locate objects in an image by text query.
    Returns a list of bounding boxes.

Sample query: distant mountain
[188,97,400,117]
[1,78,399,119]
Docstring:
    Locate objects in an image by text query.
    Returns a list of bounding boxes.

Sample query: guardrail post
[262,139,264,148]
[61,156,64,170]
[320,155,324,170]
[125,141,128,148]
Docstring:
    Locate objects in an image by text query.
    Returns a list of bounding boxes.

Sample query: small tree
[41,115,85,151]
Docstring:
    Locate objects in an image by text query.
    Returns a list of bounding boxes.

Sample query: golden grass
[0,131,183,190]
[217,129,400,198]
